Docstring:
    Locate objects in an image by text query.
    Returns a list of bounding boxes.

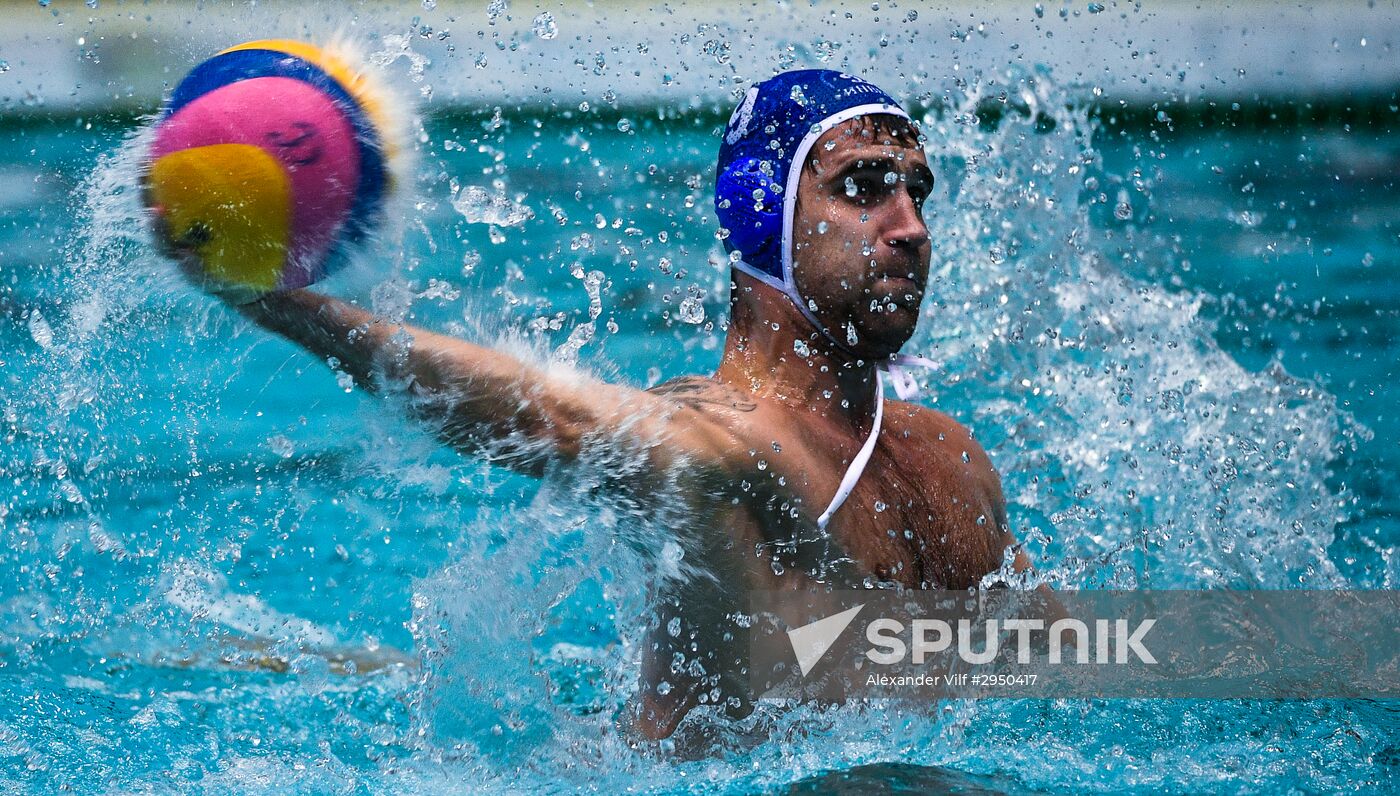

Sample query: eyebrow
[829,155,934,189]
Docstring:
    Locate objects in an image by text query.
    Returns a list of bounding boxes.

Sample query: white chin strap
[815,370,887,532]
[812,353,936,532]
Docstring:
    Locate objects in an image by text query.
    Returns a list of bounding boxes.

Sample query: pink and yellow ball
[145,39,395,297]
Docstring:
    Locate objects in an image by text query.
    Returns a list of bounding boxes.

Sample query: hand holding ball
[144,40,402,302]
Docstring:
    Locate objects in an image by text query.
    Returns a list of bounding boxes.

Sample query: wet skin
[214,119,1030,744]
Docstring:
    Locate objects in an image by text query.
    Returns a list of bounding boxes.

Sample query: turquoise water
[2,72,1397,792]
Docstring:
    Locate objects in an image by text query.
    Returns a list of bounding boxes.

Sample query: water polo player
[173,69,1033,741]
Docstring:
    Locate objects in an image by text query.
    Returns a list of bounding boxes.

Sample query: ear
[714,156,783,273]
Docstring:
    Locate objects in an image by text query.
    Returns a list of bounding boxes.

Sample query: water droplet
[874,501,887,512]
[678,297,705,324]
[883,171,897,185]
[28,310,53,350]
[422,0,436,9]
[531,11,557,39]
[656,680,673,695]
[816,221,829,234]
[1034,3,1044,17]
[267,435,295,458]
[1087,2,1105,13]
[844,177,858,197]
[616,118,632,133]
[450,181,534,227]
[793,339,811,357]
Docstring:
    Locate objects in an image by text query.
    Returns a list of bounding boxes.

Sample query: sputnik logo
[786,604,864,677]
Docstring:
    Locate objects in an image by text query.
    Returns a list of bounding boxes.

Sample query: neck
[715,287,880,428]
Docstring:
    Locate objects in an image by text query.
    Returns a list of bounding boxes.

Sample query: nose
[885,189,929,251]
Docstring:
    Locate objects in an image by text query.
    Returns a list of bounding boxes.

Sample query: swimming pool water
[1,74,1397,793]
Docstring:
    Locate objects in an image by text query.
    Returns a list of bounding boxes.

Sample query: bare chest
[717,411,1004,591]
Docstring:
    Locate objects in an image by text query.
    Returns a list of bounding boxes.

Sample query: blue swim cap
[714,69,910,332]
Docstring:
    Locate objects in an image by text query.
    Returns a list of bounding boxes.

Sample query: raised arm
[238,289,723,479]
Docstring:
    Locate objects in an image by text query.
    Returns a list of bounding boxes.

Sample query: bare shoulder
[892,400,1004,498]
[646,375,758,414]
[639,376,758,472]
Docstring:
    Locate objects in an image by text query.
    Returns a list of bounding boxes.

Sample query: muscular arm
[238,290,726,478]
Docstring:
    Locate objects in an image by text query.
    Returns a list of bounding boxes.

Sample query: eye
[908,179,933,209]
[842,174,886,204]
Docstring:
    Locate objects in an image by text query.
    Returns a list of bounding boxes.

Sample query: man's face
[790,118,933,358]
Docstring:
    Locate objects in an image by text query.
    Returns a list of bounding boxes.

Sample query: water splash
[915,67,1352,590]
[553,266,605,363]
[370,33,432,98]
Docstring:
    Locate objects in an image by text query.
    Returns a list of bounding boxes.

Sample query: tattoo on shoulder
[649,377,757,412]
